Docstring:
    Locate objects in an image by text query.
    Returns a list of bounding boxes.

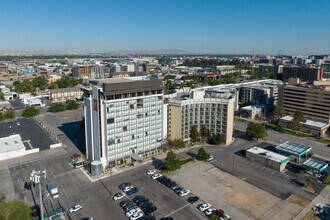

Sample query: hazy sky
[0,0,329,54]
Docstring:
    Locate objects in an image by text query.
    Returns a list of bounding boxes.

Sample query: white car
[126,208,142,217]
[146,169,157,175]
[204,207,216,216]
[122,186,134,192]
[151,173,162,179]
[207,156,214,162]
[130,212,144,220]
[69,204,82,213]
[220,215,230,220]
[198,203,211,212]
[179,189,190,197]
[113,192,126,201]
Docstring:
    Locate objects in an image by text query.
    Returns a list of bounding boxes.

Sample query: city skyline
[0,0,330,55]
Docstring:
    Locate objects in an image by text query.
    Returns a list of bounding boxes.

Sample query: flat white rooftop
[0,134,25,154]
[247,146,289,163]
[281,115,328,128]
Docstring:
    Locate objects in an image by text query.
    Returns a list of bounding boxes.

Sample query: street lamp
[30,170,46,220]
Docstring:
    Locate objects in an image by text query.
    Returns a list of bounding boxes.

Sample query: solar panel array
[276,141,311,156]
[303,158,327,170]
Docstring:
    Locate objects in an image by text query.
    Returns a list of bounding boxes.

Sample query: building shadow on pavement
[58,121,86,154]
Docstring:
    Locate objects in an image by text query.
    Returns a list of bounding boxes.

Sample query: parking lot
[0,150,206,220]
[0,117,55,151]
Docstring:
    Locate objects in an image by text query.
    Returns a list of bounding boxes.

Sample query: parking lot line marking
[271,171,276,175]
[250,162,255,166]
[260,167,266,171]
[164,203,190,217]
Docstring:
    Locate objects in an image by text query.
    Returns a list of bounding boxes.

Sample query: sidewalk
[293,185,330,220]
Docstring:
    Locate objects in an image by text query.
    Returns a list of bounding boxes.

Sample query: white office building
[84,77,164,168]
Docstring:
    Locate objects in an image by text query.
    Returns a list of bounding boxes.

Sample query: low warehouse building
[246,146,290,172]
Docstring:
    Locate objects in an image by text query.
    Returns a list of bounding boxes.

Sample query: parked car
[146,170,157,175]
[187,196,199,204]
[124,204,138,212]
[136,198,149,207]
[220,215,231,220]
[204,207,216,216]
[171,184,180,190]
[213,209,225,218]
[133,195,145,204]
[207,156,214,162]
[126,208,142,218]
[69,204,82,213]
[81,217,93,220]
[122,186,134,192]
[174,187,183,194]
[198,203,211,212]
[144,205,157,214]
[119,182,131,189]
[127,187,139,195]
[141,201,153,210]
[130,212,144,220]
[151,174,162,179]
[71,154,80,159]
[179,189,190,197]
[119,200,133,208]
[113,192,126,201]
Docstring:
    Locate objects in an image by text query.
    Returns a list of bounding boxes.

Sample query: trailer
[46,182,59,198]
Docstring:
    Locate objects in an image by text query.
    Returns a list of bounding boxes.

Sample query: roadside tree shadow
[151,157,164,170]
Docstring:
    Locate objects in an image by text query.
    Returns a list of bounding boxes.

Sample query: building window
[130,104,134,109]
[145,132,148,136]
[131,93,136,97]
[132,135,135,139]
[138,92,143,96]
[145,113,148,117]
[107,118,114,124]
[117,139,121,143]
[115,94,121,99]
[123,126,128,132]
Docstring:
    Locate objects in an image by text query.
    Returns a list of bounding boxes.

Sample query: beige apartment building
[49,87,83,102]
[167,88,236,145]
[278,84,330,124]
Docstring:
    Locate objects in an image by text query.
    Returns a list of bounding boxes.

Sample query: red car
[71,154,80,159]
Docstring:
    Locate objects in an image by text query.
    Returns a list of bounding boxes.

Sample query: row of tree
[191,125,223,145]
[48,100,80,112]
[13,76,78,93]
[182,58,245,68]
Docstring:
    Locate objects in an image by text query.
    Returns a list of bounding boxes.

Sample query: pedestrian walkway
[293,185,330,220]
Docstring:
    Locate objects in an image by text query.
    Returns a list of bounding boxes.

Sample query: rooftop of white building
[0,134,25,154]
[281,115,328,128]
[247,146,290,163]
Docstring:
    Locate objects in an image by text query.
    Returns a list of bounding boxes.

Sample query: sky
[0,0,330,55]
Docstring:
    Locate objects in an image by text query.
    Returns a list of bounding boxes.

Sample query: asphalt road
[235,121,330,160]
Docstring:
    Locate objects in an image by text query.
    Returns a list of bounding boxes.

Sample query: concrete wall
[168,104,181,140]
[246,150,283,171]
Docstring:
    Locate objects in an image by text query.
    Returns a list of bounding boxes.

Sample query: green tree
[21,106,39,118]
[32,76,48,90]
[197,147,211,161]
[13,80,34,93]
[246,123,267,140]
[48,102,66,112]
[0,111,4,121]
[0,91,5,101]
[208,215,220,220]
[323,175,330,185]
[190,125,200,143]
[293,111,306,123]
[172,138,186,149]
[49,76,78,89]
[288,111,306,131]
[65,100,79,110]
[0,198,31,220]
[163,151,181,171]
[3,109,15,120]
[272,105,286,119]
[200,125,209,142]
[208,134,222,145]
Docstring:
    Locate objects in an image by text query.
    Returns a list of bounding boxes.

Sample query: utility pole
[30,169,47,220]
